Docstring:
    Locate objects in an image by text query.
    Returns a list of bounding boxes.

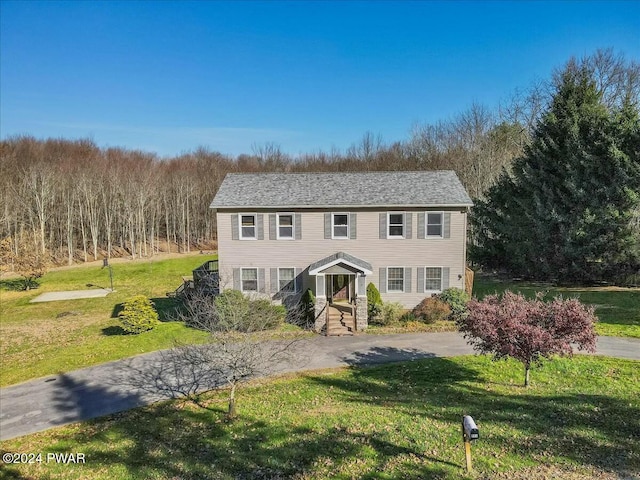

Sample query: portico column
[355,273,368,331]
[314,274,327,332]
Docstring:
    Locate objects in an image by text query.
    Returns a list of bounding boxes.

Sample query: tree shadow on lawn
[9,375,455,479]
[65,410,455,479]
[308,350,640,475]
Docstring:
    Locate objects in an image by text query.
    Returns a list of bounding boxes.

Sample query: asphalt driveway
[1,332,638,441]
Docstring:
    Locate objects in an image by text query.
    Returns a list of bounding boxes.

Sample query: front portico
[309,252,372,334]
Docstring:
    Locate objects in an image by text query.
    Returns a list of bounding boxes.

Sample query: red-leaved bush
[457,291,597,386]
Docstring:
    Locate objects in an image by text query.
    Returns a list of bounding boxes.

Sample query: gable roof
[309,252,373,275]
[210,171,473,209]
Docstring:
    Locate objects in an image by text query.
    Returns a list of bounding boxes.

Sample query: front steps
[327,304,356,336]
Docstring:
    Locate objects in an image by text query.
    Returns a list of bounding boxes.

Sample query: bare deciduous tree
[120,288,307,418]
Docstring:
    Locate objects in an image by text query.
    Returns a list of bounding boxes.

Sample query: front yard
[1,355,638,479]
[1,260,638,387]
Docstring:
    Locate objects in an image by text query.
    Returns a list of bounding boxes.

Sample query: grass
[473,274,640,338]
[0,254,214,387]
[2,261,638,387]
[1,355,638,479]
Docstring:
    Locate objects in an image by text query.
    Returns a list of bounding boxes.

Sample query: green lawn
[473,274,640,338]
[1,355,637,479]
[0,254,214,387]
[2,261,638,387]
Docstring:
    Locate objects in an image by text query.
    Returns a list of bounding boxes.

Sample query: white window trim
[277,267,297,293]
[331,212,350,239]
[424,266,444,292]
[387,266,405,293]
[240,267,259,292]
[239,213,258,240]
[426,211,444,239]
[387,211,405,239]
[276,212,295,240]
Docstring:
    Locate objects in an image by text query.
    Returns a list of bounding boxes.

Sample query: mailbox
[462,415,479,441]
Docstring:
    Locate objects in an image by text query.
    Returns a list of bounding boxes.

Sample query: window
[387,267,405,293]
[240,214,257,239]
[278,267,296,292]
[426,212,443,238]
[388,212,404,238]
[332,213,349,239]
[277,213,294,239]
[425,267,442,291]
[241,268,258,292]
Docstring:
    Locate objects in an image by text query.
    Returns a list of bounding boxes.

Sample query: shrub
[400,311,418,323]
[438,287,470,320]
[247,298,285,331]
[412,297,451,324]
[378,301,404,325]
[183,290,285,333]
[299,288,316,328]
[119,295,160,334]
[366,282,382,321]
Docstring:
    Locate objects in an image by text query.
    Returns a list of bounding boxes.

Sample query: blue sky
[1,1,639,158]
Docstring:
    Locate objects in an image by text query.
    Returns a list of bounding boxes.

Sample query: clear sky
[1,1,639,158]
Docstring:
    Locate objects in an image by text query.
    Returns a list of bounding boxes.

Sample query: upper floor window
[425,267,442,291]
[240,214,257,239]
[277,213,294,239]
[241,268,258,292]
[332,213,349,239]
[387,267,405,293]
[426,212,443,238]
[278,267,296,292]
[388,212,405,238]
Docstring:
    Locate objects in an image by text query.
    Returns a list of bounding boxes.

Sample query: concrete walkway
[0,332,638,441]
[29,288,113,303]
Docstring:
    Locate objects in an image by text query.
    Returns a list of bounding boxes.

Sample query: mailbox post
[461,415,479,471]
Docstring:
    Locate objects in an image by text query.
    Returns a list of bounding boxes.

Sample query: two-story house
[210,171,473,334]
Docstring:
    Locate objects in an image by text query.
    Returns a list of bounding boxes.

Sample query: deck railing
[193,260,219,283]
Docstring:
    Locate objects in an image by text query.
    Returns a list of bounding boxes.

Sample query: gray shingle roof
[309,252,373,274]
[210,171,472,209]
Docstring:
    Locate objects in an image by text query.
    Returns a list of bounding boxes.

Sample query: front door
[328,274,351,303]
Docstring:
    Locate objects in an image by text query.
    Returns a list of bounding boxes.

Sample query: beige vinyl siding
[217,208,467,307]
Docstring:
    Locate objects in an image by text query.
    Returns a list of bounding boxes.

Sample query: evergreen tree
[472,61,640,284]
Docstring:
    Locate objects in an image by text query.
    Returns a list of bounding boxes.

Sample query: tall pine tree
[473,61,640,284]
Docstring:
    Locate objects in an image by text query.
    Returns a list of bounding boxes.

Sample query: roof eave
[210,202,473,210]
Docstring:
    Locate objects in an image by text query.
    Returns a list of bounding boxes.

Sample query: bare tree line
[0,116,521,265]
[1,49,635,265]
